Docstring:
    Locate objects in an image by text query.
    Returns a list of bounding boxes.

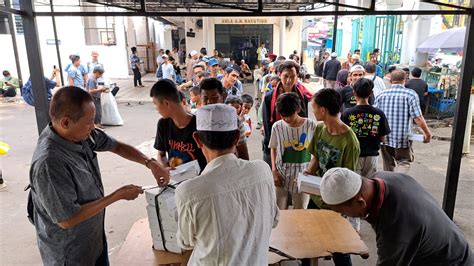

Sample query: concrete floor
[0,82,472,265]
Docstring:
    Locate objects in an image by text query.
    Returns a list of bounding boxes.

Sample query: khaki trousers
[275,186,310,210]
[356,156,378,177]
[381,145,414,174]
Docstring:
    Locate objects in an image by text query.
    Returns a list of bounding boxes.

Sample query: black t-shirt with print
[154,115,207,171]
[342,105,391,157]
[338,85,375,111]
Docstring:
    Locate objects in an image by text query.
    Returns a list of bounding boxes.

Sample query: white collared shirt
[175,154,279,266]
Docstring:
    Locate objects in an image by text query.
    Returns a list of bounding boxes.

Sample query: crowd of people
[25,43,473,266]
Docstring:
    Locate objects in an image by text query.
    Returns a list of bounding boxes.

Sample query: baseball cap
[208,58,219,67]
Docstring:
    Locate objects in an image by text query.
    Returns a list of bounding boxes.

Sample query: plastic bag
[101,92,123,126]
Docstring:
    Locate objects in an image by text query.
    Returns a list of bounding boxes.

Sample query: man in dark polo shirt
[29,87,171,265]
[320,168,473,266]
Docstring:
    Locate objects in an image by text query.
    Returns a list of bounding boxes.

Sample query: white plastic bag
[101,92,123,126]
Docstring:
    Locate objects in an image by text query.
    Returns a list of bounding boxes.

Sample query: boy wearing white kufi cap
[175,104,279,265]
[320,167,473,265]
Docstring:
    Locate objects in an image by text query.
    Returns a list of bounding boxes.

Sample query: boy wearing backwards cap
[320,168,473,266]
[176,104,279,265]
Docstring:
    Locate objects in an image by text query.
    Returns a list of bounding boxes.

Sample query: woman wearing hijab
[335,69,349,90]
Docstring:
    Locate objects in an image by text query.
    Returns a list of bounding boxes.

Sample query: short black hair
[165,49,170,55]
[388,65,397,73]
[197,130,239,150]
[200,47,207,55]
[225,95,242,105]
[276,92,301,117]
[354,49,361,53]
[373,48,380,53]
[190,86,200,96]
[225,67,240,75]
[69,54,80,63]
[150,79,180,103]
[199,77,225,95]
[241,94,254,105]
[313,88,341,116]
[193,64,205,71]
[411,67,422,78]
[402,67,410,73]
[353,78,374,98]
[131,47,137,53]
[278,60,300,75]
[277,56,286,61]
[50,86,93,122]
[364,63,376,74]
[271,76,281,82]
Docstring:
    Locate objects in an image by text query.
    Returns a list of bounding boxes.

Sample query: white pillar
[203,17,209,49]
[400,15,413,65]
[279,17,286,57]
[463,94,473,154]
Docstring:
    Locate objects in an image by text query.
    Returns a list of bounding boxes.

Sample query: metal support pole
[332,0,339,53]
[20,0,50,134]
[442,12,474,219]
[5,0,23,88]
[50,0,64,85]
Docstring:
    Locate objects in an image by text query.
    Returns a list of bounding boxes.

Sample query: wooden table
[114,210,369,265]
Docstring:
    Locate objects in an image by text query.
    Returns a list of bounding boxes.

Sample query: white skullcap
[196,104,237,132]
[331,52,338,58]
[320,168,362,205]
[350,64,365,73]
[190,50,198,57]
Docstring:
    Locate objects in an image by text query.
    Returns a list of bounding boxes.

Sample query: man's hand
[272,169,283,187]
[113,184,143,200]
[423,131,432,143]
[148,160,171,186]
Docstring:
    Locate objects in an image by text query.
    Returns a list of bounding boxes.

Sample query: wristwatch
[145,158,157,169]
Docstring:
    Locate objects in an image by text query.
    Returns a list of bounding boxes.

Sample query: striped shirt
[268,118,317,193]
[130,54,140,69]
[374,84,422,149]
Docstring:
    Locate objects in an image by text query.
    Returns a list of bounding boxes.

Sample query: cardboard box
[170,160,200,183]
[152,239,183,254]
[297,173,322,195]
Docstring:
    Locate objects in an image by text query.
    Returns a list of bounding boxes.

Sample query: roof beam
[0,5,25,15]
[32,9,472,17]
[320,0,371,11]
[196,0,257,12]
[421,0,472,11]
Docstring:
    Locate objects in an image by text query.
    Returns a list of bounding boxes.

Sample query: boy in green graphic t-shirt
[303,88,360,266]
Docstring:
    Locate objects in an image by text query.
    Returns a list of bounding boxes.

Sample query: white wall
[184,17,205,53]
[0,15,130,82]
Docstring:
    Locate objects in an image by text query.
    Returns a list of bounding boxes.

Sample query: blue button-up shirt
[374,84,422,148]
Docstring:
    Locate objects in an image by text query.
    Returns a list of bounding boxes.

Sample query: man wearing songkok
[175,104,279,265]
[320,167,473,266]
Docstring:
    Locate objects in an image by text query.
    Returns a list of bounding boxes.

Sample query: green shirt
[308,123,360,207]
[1,77,19,90]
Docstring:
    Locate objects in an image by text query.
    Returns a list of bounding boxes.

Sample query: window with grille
[83,16,116,45]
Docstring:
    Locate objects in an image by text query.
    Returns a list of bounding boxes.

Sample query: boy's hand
[272,169,283,187]
[303,169,312,176]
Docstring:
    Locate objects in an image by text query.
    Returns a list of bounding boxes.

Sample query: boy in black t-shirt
[342,78,390,177]
[151,79,207,171]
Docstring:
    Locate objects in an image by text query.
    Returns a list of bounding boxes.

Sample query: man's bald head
[390,69,406,84]
[50,87,94,122]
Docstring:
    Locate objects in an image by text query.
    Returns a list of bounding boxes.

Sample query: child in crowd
[342,78,390,177]
[225,95,243,115]
[241,94,254,138]
[178,90,191,113]
[189,86,201,114]
[269,92,317,210]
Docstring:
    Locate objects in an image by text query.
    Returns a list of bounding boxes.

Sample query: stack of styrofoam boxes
[145,160,200,254]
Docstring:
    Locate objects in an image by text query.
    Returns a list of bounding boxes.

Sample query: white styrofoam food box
[408,133,424,142]
[152,239,183,254]
[297,173,322,195]
[170,160,200,183]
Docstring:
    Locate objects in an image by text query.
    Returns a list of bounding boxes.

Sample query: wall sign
[220,18,268,24]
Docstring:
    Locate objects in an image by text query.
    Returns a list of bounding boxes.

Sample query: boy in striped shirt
[269,92,317,209]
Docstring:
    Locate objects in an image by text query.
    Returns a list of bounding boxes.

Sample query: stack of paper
[297,173,322,195]
[145,186,183,253]
[170,160,200,183]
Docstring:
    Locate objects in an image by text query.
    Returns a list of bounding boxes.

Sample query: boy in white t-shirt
[269,92,317,209]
